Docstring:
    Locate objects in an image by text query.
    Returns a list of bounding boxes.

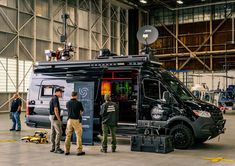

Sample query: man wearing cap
[100,94,119,153]
[64,91,85,156]
[49,87,64,154]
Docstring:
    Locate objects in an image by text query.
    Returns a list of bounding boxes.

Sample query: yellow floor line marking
[89,146,100,150]
[0,140,17,142]
[204,157,235,163]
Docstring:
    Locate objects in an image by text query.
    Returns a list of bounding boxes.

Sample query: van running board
[118,123,137,127]
[117,123,137,135]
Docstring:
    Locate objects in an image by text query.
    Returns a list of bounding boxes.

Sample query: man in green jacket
[100,94,119,153]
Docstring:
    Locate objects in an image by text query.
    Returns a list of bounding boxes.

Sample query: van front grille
[210,109,223,123]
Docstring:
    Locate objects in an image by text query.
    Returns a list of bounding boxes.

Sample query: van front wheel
[170,124,194,149]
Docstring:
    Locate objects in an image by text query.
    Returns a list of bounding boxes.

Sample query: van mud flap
[216,119,226,134]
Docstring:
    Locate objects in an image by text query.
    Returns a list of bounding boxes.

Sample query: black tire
[170,124,194,149]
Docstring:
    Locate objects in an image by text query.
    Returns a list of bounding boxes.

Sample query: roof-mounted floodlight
[177,0,183,4]
[140,0,147,4]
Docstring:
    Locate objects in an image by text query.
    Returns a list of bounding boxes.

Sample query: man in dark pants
[10,93,22,131]
[64,91,85,156]
[49,88,64,154]
[100,94,119,153]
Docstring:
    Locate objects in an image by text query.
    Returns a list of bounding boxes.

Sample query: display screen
[113,81,132,95]
[101,82,111,95]
[101,80,133,101]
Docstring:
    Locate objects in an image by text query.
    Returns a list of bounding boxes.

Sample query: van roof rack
[34,55,162,74]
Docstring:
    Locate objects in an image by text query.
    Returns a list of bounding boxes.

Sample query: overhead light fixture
[177,0,183,4]
[140,0,147,4]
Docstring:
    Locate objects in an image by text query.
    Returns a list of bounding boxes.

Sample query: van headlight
[193,110,211,118]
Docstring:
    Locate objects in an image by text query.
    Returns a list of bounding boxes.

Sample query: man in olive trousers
[100,94,119,153]
[64,91,85,156]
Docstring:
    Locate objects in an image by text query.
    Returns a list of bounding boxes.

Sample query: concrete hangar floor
[0,112,235,166]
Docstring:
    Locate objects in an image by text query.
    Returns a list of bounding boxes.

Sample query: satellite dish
[137,25,159,45]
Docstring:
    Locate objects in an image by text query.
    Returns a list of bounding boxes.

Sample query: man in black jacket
[100,94,119,153]
[64,91,85,156]
[10,93,22,131]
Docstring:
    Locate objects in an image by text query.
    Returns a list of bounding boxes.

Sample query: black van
[26,54,226,149]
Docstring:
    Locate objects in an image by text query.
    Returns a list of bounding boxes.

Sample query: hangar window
[0,0,7,6]
[0,58,32,93]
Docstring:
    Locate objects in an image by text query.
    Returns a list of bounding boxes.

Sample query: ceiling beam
[154,0,235,11]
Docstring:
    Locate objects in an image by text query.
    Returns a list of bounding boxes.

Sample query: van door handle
[40,100,43,104]
[142,104,150,108]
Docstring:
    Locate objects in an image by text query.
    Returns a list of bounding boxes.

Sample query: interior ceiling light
[177,0,183,4]
[140,0,147,4]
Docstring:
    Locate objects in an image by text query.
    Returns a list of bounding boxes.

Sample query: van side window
[143,79,160,100]
[41,85,53,97]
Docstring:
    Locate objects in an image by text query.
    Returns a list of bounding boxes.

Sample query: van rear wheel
[170,124,194,149]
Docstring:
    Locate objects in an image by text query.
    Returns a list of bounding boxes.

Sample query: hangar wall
[151,2,235,72]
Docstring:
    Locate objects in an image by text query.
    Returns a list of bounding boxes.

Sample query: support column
[138,11,142,51]
[75,0,80,60]
[128,9,138,55]
[176,10,179,78]
[49,0,53,50]
[99,0,102,51]
[89,0,92,59]
[16,0,20,93]
[108,2,111,51]
[232,16,234,43]
[126,9,129,55]
[33,0,36,62]
[210,10,213,71]
[117,6,120,55]
[212,71,214,90]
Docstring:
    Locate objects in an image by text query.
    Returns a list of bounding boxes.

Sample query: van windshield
[158,69,195,101]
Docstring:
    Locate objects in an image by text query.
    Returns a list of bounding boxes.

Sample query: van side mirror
[162,91,173,104]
